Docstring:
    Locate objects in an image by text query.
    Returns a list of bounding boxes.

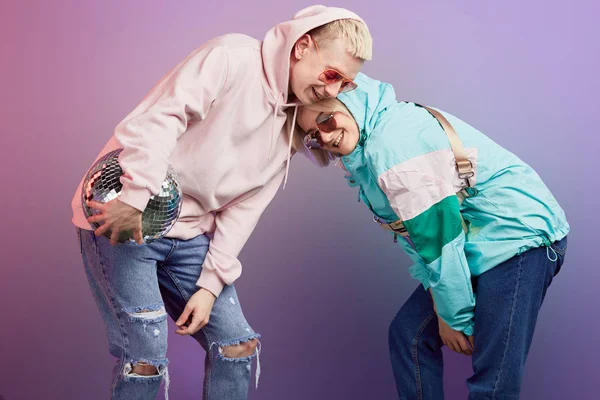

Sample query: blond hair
[308,19,373,61]
[290,98,357,167]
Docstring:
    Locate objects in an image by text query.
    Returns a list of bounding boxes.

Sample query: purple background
[1,1,598,399]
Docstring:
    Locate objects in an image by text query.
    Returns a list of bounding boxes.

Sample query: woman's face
[297,107,360,156]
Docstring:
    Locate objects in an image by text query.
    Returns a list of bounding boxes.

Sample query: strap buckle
[374,215,408,234]
[456,159,474,187]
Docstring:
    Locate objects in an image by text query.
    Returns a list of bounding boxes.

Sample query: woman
[292,73,569,399]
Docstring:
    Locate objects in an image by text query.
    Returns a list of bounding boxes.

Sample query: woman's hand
[430,289,474,355]
[437,315,475,356]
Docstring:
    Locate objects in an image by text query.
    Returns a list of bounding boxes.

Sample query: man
[72,5,372,400]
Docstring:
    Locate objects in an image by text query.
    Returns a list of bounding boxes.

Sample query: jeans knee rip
[123,303,167,330]
[210,334,262,389]
[123,359,170,399]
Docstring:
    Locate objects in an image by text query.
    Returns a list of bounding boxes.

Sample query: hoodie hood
[334,72,398,181]
[337,72,397,141]
[261,5,366,188]
[262,5,366,104]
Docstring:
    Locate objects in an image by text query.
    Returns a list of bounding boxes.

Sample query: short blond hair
[290,98,357,167]
[308,19,373,61]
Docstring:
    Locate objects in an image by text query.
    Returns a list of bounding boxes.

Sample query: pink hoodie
[71,5,365,297]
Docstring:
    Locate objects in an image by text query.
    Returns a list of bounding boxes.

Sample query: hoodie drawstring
[282,105,298,190]
[267,93,283,162]
[267,92,297,190]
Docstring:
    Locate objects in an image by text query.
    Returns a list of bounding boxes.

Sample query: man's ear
[293,34,311,60]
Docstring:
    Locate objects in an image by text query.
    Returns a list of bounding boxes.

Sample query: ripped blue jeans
[77,229,260,400]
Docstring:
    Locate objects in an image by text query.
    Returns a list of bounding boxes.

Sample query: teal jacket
[337,73,569,335]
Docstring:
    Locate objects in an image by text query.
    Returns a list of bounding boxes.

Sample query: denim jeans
[389,237,568,399]
[77,228,260,400]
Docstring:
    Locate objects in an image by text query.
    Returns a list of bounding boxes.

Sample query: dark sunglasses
[302,112,338,150]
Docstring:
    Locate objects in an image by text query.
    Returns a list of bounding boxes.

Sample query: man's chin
[305,87,323,104]
[294,95,311,106]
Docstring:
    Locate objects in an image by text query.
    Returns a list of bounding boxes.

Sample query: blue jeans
[77,228,260,400]
[389,237,568,400]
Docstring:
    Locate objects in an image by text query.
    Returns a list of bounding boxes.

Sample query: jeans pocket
[550,240,567,256]
[550,236,568,276]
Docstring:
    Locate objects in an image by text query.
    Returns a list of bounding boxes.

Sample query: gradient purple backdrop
[1,1,598,399]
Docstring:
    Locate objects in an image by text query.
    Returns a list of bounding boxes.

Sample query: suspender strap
[419,104,474,188]
[375,104,474,238]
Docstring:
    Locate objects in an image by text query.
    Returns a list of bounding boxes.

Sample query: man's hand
[175,288,217,336]
[86,198,143,245]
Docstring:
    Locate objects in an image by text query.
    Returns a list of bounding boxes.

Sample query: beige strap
[378,213,467,235]
[379,210,468,240]
[376,104,474,238]
[419,105,474,186]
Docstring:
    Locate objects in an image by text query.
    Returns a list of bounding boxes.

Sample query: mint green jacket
[337,73,569,334]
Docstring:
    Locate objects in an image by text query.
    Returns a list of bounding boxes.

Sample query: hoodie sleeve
[379,169,475,336]
[196,167,286,297]
[115,44,229,211]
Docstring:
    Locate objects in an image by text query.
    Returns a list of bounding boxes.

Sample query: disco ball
[81,148,182,243]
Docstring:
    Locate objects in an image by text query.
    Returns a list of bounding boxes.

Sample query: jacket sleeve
[395,236,431,291]
[379,169,475,335]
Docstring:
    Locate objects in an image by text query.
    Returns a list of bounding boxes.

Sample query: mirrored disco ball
[82,148,182,243]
